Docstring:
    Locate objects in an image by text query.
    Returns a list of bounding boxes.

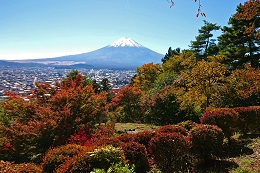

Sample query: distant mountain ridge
[11,38,163,69]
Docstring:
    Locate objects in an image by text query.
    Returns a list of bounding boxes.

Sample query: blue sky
[0,0,246,60]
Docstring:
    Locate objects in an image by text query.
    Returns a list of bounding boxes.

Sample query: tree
[145,85,181,125]
[216,65,260,107]
[109,85,145,122]
[161,47,180,63]
[190,20,221,61]
[100,78,111,92]
[0,73,108,162]
[162,49,196,74]
[218,1,260,68]
[132,63,161,92]
[178,61,227,110]
[233,0,260,40]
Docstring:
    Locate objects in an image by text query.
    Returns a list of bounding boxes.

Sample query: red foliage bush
[132,130,155,148]
[91,122,115,144]
[42,144,88,173]
[68,126,93,146]
[200,108,238,141]
[188,124,224,161]
[122,141,150,173]
[149,132,190,172]
[116,133,135,143]
[234,106,260,134]
[155,124,188,136]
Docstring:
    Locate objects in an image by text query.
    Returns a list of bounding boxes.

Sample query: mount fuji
[33,37,163,69]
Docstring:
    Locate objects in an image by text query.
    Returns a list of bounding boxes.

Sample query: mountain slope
[38,37,163,69]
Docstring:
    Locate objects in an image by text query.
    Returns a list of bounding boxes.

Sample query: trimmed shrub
[188,124,224,161]
[132,130,155,148]
[116,133,135,143]
[234,106,260,134]
[149,132,190,172]
[56,145,125,173]
[155,124,188,136]
[92,137,123,148]
[42,144,88,173]
[0,161,42,173]
[200,108,238,141]
[122,141,150,173]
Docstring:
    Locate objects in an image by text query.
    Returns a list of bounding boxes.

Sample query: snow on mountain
[108,37,143,48]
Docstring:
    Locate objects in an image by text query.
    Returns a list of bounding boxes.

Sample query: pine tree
[218,1,260,68]
[190,20,220,61]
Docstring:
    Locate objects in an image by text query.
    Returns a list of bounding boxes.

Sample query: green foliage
[145,85,182,125]
[190,20,220,60]
[188,124,224,161]
[218,2,260,68]
[177,120,198,131]
[100,78,111,92]
[0,104,13,126]
[149,132,190,172]
[91,162,135,173]
[200,108,238,141]
[42,144,88,173]
[161,47,180,63]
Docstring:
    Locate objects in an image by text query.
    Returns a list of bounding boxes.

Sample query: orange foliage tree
[0,73,107,163]
[234,0,260,40]
[109,85,145,122]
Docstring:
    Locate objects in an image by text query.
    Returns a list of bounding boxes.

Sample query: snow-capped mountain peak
[109,37,143,48]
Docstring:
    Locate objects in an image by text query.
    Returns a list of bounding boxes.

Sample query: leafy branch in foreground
[168,0,206,17]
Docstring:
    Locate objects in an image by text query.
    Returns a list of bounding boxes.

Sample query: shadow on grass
[195,159,239,173]
[220,138,254,158]
[239,133,260,139]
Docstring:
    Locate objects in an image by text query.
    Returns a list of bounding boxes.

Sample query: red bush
[188,124,224,161]
[122,141,150,173]
[0,161,42,173]
[149,132,190,172]
[116,133,135,143]
[155,124,188,136]
[132,130,155,148]
[200,108,238,141]
[234,106,260,134]
[42,144,88,173]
